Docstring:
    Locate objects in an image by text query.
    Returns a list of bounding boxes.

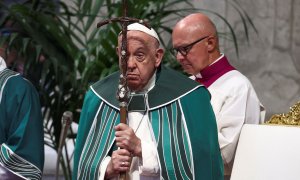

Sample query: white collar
[142,70,156,92]
[132,70,156,94]
[0,56,7,72]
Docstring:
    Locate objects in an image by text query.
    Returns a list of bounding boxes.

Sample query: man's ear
[207,36,217,52]
[116,47,119,56]
[155,48,164,67]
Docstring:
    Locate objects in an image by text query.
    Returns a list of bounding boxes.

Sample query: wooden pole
[96,1,150,179]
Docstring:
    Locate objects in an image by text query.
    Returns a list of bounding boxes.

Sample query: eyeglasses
[172,36,209,56]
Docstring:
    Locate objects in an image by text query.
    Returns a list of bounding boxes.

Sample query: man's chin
[127,81,141,91]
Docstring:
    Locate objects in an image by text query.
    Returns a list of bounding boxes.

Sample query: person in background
[172,13,265,179]
[0,55,44,179]
[73,23,223,180]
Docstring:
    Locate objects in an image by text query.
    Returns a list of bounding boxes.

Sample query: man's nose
[176,52,185,62]
[127,56,136,70]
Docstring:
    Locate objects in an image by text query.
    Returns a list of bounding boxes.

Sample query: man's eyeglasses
[172,36,209,56]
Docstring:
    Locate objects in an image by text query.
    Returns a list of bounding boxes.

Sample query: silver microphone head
[62,111,73,126]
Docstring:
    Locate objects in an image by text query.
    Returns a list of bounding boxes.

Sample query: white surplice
[193,54,265,175]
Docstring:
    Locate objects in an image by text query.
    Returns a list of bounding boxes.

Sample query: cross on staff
[97,0,150,179]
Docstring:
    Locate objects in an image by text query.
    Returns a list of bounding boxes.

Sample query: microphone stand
[56,111,73,180]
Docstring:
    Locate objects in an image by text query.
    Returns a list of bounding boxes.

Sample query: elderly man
[0,56,44,179]
[172,13,265,178]
[73,23,223,180]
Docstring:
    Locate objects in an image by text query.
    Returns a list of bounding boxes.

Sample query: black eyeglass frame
[172,36,209,56]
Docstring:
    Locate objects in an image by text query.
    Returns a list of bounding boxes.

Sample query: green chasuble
[0,68,44,179]
[73,66,223,180]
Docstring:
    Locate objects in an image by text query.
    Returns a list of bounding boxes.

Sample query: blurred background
[1,0,299,179]
[194,0,300,119]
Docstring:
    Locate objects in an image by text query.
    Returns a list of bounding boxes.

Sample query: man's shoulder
[91,71,119,90]
[181,85,211,101]
[157,66,201,89]
[219,70,254,88]
[210,70,257,97]
[10,76,36,92]
[0,69,18,85]
[89,71,119,98]
[89,71,120,109]
[148,66,204,109]
[1,69,36,92]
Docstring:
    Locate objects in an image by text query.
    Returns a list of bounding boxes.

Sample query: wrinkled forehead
[118,31,154,46]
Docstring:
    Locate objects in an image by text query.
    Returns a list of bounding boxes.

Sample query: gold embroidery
[266,101,300,126]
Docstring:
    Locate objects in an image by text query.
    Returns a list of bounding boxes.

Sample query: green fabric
[73,67,223,180]
[0,69,44,179]
[73,90,103,180]
[0,144,42,179]
[128,93,147,111]
[180,87,224,179]
[148,89,223,179]
[91,66,201,110]
[150,102,193,179]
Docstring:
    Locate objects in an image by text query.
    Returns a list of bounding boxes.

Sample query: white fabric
[231,124,300,180]
[98,73,160,180]
[0,56,7,72]
[0,56,9,104]
[127,111,160,179]
[199,70,265,175]
[99,157,111,179]
[127,23,160,43]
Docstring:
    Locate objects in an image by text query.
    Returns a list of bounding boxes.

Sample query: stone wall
[192,0,300,119]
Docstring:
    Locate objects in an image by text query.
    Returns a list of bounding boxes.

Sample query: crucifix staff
[97,0,150,179]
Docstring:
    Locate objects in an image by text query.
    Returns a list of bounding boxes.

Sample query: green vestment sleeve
[73,90,102,180]
[180,87,224,179]
[0,72,44,179]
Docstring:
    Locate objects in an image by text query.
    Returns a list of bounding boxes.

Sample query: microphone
[56,111,73,180]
